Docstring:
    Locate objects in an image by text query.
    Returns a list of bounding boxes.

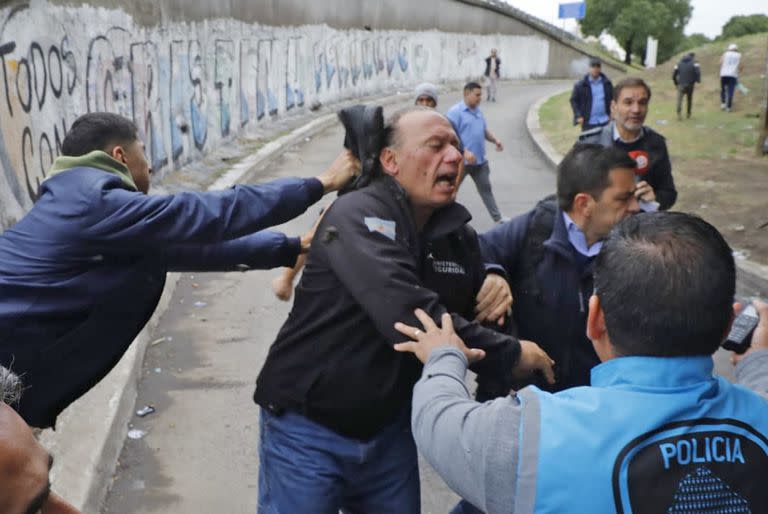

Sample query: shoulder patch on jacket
[364,217,396,241]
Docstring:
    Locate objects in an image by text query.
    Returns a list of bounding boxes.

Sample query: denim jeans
[258,409,420,514]
[720,76,737,109]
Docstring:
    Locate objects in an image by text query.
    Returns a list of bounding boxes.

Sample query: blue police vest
[531,356,768,513]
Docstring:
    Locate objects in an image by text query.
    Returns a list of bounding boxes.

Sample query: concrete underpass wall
[0,0,598,228]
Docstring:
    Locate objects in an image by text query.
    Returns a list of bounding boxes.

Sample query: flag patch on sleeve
[364,217,396,241]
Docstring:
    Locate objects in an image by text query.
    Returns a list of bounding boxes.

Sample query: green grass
[540,32,768,160]
[538,32,768,264]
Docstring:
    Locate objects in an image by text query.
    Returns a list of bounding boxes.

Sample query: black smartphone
[721,303,760,354]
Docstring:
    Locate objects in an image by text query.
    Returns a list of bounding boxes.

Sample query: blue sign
[558,2,586,20]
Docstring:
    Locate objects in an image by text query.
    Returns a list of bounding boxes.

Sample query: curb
[525,87,570,168]
[524,89,768,290]
[42,88,426,512]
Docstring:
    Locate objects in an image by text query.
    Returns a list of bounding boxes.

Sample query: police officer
[398,211,768,513]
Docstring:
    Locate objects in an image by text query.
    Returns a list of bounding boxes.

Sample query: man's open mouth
[435,171,458,186]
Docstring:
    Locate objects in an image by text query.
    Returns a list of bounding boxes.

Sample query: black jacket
[480,198,598,391]
[254,176,521,440]
[569,73,613,126]
[673,55,701,87]
[578,122,677,210]
[484,56,501,77]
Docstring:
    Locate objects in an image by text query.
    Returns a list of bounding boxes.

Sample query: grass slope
[539,32,768,265]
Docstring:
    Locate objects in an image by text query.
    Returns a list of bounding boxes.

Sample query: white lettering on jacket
[432,260,466,275]
[659,436,745,470]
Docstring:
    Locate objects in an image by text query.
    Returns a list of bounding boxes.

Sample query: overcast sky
[506,0,768,38]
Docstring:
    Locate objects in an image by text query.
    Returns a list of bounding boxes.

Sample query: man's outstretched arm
[395,310,530,513]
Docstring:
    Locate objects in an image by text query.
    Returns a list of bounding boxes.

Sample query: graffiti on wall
[0,1,550,222]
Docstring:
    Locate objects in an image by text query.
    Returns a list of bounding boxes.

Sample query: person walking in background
[570,57,613,131]
[673,52,701,120]
[484,49,500,102]
[414,82,439,109]
[720,43,743,112]
[447,82,507,224]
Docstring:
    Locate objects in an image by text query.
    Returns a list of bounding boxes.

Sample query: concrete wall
[0,0,600,228]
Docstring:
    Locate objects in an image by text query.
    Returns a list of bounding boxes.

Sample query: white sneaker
[721,103,726,110]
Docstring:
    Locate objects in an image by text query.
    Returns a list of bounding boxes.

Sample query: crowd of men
[0,46,765,513]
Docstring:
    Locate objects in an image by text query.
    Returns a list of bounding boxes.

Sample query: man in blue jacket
[397,212,768,514]
[570,57,613,131]
[0,112,358,428]
[478,144,640,393]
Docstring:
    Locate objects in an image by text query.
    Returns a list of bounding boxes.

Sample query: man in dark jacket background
[673,52,701,120]
[579,77,677,211]
[254,106,554,513]
[0,112,358,428]
[570,57,613,131]
[484,48,500,102]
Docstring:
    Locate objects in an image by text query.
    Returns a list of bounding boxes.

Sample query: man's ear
[610,100,617,117]
[379,147,398,177]
[586,294,605,342]
[587,293,617,362]
[110,145,127,164]
[572,192,594,218]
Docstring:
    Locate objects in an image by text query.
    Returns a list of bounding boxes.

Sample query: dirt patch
[674,158,768,263]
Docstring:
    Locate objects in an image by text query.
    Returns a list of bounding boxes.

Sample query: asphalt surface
[101,80,764,513]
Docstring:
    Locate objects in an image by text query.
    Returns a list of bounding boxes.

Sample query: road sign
[558,2,586,20]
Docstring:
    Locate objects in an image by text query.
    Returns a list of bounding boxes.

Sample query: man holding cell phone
[579,77,677,212]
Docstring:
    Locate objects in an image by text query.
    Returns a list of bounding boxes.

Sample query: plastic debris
[136,405,156,418]
[193,301,207,308]
[150,337,167,347]
[127,429,147,440]
[656,119,668,126]
[732,250,750,260]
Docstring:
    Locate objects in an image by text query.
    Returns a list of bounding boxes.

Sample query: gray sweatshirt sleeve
[411,347,529,514]
[735,349,768,400]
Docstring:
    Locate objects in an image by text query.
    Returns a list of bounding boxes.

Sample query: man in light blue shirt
[446,82,506,223]
[570,57,613,131]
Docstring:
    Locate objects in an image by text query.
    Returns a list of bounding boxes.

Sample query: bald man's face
[0,404,81,514]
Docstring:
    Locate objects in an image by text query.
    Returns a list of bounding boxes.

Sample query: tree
[580,0,692,65]
[721,14,768,40]
[675,33,712,54]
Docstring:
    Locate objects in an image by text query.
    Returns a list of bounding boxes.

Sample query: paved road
[102,80,763,513]
[101,80,567,513]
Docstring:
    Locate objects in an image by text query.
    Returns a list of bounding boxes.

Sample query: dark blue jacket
[0,157,323,427]
[569,73,613,126]
[479,198,598,391]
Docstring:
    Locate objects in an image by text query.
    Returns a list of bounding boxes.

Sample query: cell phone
[721,303,760,354]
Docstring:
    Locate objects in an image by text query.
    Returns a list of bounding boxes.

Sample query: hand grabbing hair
[0,365,23,407]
